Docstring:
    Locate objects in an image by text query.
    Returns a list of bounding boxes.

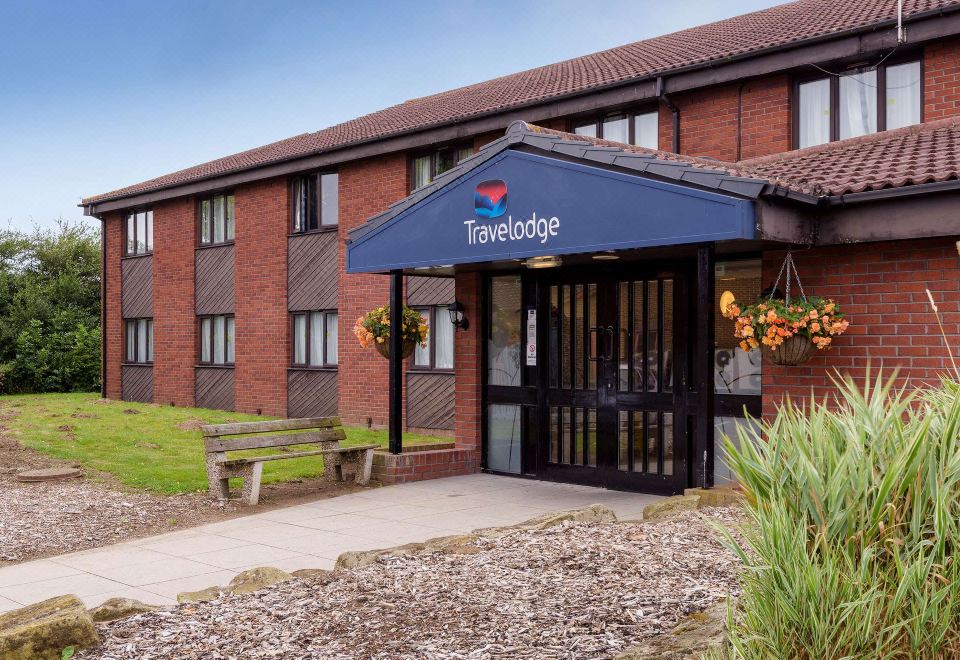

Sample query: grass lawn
[1,392,450,494]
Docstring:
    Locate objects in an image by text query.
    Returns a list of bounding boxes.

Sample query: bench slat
[201,416,341,438]
[220,449,329,467]
[204,428,344,453]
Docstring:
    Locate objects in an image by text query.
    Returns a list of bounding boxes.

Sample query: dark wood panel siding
[407,276,455,306]
[407,372,455,430]
[288,232,338,311]
[195,245,235,315]
[121,365,153,403]
[195,367,235,411]
[287,369,338,418]
[121,256,153,318]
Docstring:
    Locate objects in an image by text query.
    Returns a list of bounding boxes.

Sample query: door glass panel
[561,286,571,389]
[618,410,629,471]
[487,404,522,474]
[632,411,646,473]
[587,283,597,389]
[631,282,644,391]
[646,411,660,475]
[662,279,673,393]
[549,406,559,463]
[646,280,660,392]
[574,408,585,465]
[488,276,522,386]
[549,286,559,388]
[619,282,629,391]
[663,412,674,476]
[586,408,597,467]
[715,415,760,485]
[574,285,585,389]
[561,406,572,465]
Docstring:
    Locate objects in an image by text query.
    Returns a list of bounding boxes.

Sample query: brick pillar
[153,198,196,407]
[103,212,123,399]
[338,153,409,427]
[234,179,289,417]
[454,271,483,452]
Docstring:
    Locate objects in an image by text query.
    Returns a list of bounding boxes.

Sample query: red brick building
[84,0,960,493]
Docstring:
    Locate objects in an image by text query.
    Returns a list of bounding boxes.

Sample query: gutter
[825,178,960,205]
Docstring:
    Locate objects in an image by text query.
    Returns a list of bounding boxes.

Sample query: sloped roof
[84,0,958,206]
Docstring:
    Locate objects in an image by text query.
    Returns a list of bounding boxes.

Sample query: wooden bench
[201,416,378,505]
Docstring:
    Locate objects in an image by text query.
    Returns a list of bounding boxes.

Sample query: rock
[88,597,159,623]
[336,542,426,570]
[514,504,617,530]
[441,544,482,555]
[227,567,293,595]
[0,594,98,660]
[643,495,701,520]
[684,487,745,508]
[291,568,337,585]
[176,586,222,604]
[615,602,728,659]
[15,467,82,483]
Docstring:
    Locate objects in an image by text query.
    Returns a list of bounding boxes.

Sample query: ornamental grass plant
[719,372,960,658]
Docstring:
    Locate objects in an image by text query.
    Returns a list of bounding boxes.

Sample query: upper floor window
[411,144,473,191]
[199,314,235,365]
[199,193,235,246]
[292,172,338,233]
[125,318,154,364]
[573,110,659,149]
[125,210,153,255]
[796,59,921,148]
[412,306,454,371]
[292,310,338,367]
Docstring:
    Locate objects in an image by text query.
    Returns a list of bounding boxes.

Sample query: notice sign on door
[526,308,537,366]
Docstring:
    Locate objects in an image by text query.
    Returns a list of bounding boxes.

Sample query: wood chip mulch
[82,508,743,659]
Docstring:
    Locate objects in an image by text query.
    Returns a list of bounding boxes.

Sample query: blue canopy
[347,127,759,274]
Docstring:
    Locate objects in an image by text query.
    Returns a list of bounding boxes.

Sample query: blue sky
[0,0,779,231]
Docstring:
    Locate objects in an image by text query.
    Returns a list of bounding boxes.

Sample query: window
[199,314,235,365]
[796,58,921,148]
[573,110,659,149]
[291,172,338,232]
[291,310,338,367]
[199,193,235,246]
[412,306,454,371]
[124,210,153,255]
[124,318,154,364]
[410,144,474,191]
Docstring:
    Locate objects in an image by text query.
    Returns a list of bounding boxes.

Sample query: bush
[720,373,960,658]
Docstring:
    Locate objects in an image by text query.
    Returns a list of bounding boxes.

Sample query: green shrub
[720,373,960,658]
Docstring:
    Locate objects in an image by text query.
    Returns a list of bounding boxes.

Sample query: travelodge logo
[464,178,560,246]
[474,179,508,219]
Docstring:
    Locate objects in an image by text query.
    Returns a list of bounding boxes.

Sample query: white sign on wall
[526,308,537,366]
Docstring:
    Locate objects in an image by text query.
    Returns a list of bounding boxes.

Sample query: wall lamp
[448,301,469,331]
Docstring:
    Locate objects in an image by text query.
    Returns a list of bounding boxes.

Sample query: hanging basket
[374,338,417,360]
[760,334,815,366]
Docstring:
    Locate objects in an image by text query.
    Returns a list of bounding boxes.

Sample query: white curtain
[225,317,235,363]
[633,112,658,149]
[839,70,877,139]
[201,318,211,362]
[309,312,323,366]
[214,315,226,364]
[799,78,831,148]
[886,61,921,130]
[294,314,306,364]
[213,196,225,243]
[435,311,454,369]
[325,313,338,365]
[602,115,629,144]
[412,155,432,190]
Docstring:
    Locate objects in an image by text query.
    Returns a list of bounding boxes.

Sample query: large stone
[88,597,159,623]
[176,586,222,604]
[227,567,293,595]
[0,594,98,660]
[615,602,728,659]
[684,487,744,508]
[514,504,617,530]
[291,568,337,585]
[643,495,701,520]
[15,467,81,483]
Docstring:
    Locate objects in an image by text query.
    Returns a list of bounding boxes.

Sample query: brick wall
[338,153,409,426]
[761,238,960,418]
[925,39,960,121]
[235,178,289,416]
[454,272,483,453]
[739,75,791,159]
[103,212,123,399]
[152,198,196,407]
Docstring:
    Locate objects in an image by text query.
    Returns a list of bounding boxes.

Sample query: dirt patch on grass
[175,417,206,432]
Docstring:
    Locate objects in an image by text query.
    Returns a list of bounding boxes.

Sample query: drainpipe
[657,76,680,153]
[98,215,107,398]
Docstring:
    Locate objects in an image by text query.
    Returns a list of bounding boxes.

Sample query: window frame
[792,54,924,149]
[123,209,153,256]
[290,172,339,235]
[197,191,236,248]
[197,314,235,366]
[290,310,338,368]
[408,143,474,192]
[571,108,660,149]
[124,318,154,364]
[410,306,455,373]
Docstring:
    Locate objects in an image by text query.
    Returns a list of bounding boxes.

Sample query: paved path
[0,474,659,613]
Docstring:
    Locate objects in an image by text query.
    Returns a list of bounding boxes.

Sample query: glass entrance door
[539,270,688,493]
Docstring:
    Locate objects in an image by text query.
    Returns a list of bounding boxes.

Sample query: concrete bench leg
[356,448,374,485]
[206,452,230,501]
[239,462,264,505]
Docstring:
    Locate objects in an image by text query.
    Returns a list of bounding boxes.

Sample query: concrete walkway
[0,474,660,613]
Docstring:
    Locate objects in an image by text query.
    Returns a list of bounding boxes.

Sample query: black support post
[695,245,715,488]
[389,270,403,455]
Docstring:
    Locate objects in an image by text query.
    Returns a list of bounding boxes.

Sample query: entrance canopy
[346,122,772,274]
